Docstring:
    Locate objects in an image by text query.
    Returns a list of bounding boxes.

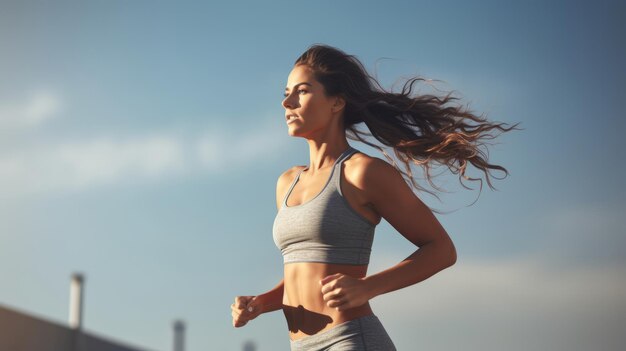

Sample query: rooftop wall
[0,304,152,351]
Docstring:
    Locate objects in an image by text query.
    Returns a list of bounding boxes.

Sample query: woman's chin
[287,126,302,137]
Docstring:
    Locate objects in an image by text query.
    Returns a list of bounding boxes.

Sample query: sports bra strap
[282,167,307,206]
[281,146,357,207]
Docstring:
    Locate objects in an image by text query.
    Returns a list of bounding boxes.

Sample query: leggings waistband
[289,314,396,351]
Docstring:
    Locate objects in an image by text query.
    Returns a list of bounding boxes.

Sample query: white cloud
[0,135,186,195]
[0,91,62,129]
[196,133,222,170]
[367,203,626,351]
[0,117,289,195]
[368,254,626,350]
[195,117,289,173]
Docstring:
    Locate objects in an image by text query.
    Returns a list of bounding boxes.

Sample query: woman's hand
[231,295,263,327]
[320,273,373,312]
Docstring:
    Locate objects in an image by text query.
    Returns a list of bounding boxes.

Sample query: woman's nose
[282,94,296,109]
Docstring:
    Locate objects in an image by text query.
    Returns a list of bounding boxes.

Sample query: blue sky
[1,0,625,350]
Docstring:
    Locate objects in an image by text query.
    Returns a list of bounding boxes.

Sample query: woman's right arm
[232,279,284,327]
[232,168,296,327]
[255,279,284,313]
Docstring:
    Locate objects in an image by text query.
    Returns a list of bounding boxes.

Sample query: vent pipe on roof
[69,272,85,329]
[173,319,185,351]
[243,340,257,351]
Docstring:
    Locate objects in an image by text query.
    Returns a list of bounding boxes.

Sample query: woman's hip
[289,314,396,351]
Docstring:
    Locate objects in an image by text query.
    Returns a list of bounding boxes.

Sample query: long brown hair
[294,44,522,210]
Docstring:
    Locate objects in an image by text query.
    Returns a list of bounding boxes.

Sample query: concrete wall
[0,304,153,351]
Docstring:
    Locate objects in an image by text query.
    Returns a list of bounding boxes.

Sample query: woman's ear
[331,95,346,114]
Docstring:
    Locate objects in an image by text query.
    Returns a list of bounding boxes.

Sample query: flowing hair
[294,44,522,211]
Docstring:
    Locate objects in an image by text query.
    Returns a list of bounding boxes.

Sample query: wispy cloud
[368,204,626,351]
[195,117,288,174]
[0,135,186,195]
[0,91,62,130]
[374,256,625,350]
[0,117,288,196]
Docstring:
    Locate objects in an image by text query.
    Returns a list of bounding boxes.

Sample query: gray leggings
[289,314,396,351]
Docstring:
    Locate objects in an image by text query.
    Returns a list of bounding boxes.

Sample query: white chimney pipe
[173,319,185,351]
[69,273,85,329]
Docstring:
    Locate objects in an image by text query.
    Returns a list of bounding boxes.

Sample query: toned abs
[282,262,373,341]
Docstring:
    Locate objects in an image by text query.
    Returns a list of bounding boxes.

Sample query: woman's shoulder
[346,150,396,175]
[343,150,403,193]
[277,165,307,182]
[275,165,307,192]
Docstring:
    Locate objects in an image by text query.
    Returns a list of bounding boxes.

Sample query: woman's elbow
[445,239,457,267]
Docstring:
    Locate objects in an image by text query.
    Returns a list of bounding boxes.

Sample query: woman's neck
[305,144,351,173]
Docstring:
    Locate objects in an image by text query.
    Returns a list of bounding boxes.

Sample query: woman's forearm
[257,279,284,314]
[365,241,456,299]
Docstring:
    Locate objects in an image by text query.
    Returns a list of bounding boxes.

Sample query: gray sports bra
[272,146,376,265]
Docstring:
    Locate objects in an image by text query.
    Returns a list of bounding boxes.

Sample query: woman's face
[282,64,340,137]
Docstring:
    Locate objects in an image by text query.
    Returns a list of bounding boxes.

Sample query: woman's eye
[283,90,307,98]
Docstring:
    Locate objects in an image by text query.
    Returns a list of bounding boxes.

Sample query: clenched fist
[231,295,263,327]
[320,273,373,312]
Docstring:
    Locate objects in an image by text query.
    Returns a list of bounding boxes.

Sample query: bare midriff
[282,261,373,341]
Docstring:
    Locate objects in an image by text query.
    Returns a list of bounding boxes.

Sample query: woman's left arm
[321,158,457,310]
